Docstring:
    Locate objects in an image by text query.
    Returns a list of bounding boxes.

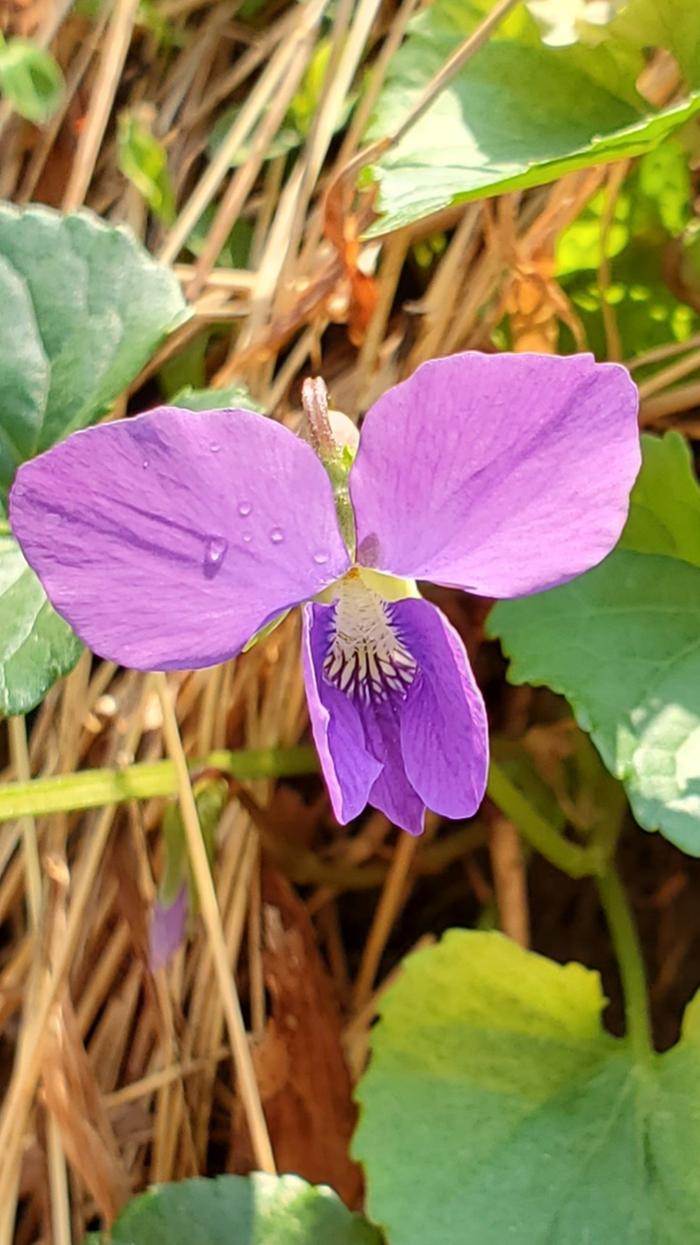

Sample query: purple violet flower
[9,351,640,835]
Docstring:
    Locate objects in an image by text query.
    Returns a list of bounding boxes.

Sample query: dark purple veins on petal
[302,589,488,836]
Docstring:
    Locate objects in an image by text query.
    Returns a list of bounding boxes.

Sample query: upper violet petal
[302,602,381,823]
[350,351,640,597]
[9,406,351,670]
[393,597,488,818]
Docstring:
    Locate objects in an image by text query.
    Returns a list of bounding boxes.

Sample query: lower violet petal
[357,696,426,835]
[303,578,487,834]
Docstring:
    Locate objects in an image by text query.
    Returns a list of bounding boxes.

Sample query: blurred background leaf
[0,34,64,124]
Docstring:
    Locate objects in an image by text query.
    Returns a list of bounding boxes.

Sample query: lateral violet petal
[302,603,381,824]
[394,597,488,818]
[9,406,351,670]
[350,351,640,597]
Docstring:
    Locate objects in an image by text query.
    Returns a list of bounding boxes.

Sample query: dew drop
[238,501,252,517]
[209,441,221,453]
[142,459,150,469]
[269,527,285,544]
[242,532,252,544]
[204,535,228,577]
[312,551,329,565]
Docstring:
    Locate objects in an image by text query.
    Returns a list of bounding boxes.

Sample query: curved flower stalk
[9,352,640,835]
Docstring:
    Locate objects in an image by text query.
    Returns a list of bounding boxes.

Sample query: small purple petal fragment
[149,884,187,971]
[302,596,487,835]
[302,602,382,823]
[350,352,640,597]
[9,406,351,669]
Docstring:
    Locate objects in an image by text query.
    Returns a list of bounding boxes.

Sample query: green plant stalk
[1,752,621,867]
[596,866,653,1062]
[487,761,606,878]
[0,745,317,822]
[489,760,652,1059]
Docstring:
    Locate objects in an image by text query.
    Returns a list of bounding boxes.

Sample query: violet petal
[149,884,188,971]
[9,406,350,669]
[393,596,488,818]
[302,602,382,823]
[350,351,640,597]
[302,595,487,834]
[356,694,426,835]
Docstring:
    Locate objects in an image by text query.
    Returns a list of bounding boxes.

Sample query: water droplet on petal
[204,535,228,577]
[313,551,329,565]
[209,442,221,453]
[238,501,252,517]
[142,459,150,469]
[242,533,252,544]
[269,527,284,545]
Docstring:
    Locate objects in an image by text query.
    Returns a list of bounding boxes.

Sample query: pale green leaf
[117,110,176,224]
[355,930,700,1244]
[171,382,263,412]
[90,1173,381,1245]
[0,36,64,124]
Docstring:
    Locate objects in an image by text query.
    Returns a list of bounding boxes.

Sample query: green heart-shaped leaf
[489,433,700,853]
[355,930,700,1244]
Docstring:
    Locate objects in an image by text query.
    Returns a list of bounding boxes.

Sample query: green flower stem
[596,865,653,1062]
[487,761,606,878]
[0,745,317,823]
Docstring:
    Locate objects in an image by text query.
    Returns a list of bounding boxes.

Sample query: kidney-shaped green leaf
[90,1173,381,1245]
[0,203,189,714]
[364,0,700,234]
[355,930,700,1244]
